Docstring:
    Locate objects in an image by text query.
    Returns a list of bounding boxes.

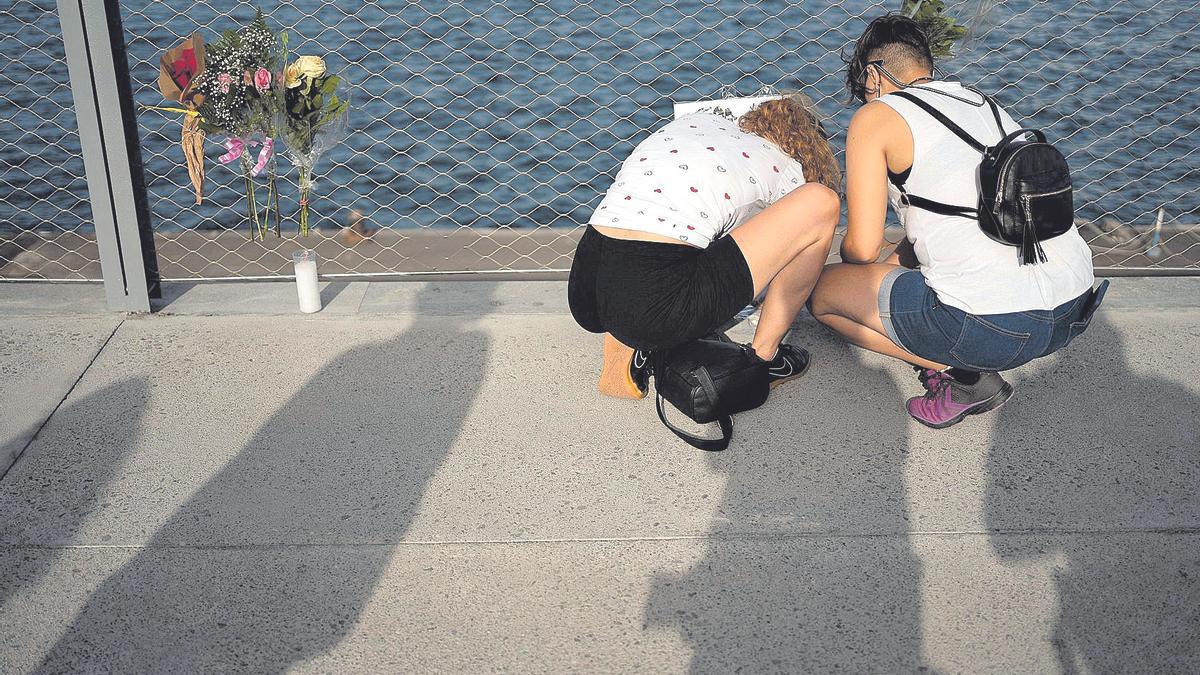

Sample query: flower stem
[299,169,310,237]
[262,176,274,240]
[252,176,262,239]
[244,172,255,240]
[273,175,282,238]
[241,155,260,239]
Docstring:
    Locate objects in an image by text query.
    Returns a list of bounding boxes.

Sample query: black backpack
[652,337,770,452]
[891,89,1075,265]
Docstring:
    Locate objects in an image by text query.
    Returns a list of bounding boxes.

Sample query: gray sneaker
[906,371,1013,428]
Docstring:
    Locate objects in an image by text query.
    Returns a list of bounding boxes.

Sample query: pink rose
[217,72,233,94]
[254,67,271,93]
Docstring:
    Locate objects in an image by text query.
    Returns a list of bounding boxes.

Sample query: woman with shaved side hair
[810,15,1102,428]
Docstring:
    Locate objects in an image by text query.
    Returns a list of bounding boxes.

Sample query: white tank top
[878,82,1094,314]
[588,112,806,249]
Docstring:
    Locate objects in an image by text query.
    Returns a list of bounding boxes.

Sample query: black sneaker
[764,343,810,389]
[630,348,651,395]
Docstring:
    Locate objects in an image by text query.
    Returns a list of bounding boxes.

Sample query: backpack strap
[898,191,978,218]
[983,94,1006,136]
[891,91,987,153]
[889,90,982,219]
[656,393,732,452]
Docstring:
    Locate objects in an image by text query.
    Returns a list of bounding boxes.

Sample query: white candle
[292,249,322,313]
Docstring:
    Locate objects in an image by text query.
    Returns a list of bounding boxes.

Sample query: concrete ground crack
[3,526,1198,552]
[0,318,125,483]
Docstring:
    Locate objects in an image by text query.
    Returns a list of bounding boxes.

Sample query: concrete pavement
[0,279,1197,672]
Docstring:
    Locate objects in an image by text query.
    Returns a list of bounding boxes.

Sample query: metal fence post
[57,0,158,311]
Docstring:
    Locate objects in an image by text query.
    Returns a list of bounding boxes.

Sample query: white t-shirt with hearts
[588,112,807,248]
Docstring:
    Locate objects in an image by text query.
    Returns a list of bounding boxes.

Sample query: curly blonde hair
[738,95,841,193]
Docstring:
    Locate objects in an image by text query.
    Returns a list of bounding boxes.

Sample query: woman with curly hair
[568,95,841,399]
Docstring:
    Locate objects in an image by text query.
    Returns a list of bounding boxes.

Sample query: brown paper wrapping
[158,34,207,204]
[181,115,205,205]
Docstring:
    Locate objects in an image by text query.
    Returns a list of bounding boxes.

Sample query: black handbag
[891,90,1074,265]
[652,337,771,451]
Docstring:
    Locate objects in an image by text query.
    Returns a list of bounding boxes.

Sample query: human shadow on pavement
[983,315,1200,672]
[644,325,925,672]
[35,285,492,672]
[0,377,151,611]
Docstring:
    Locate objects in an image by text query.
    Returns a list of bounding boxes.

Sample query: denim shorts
[878,268,1102,372]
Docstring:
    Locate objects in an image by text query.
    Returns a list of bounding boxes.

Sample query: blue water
[1,0,1197,236]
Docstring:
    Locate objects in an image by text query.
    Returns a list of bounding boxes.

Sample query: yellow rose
[295,55,326,80]
[285,62,302,88]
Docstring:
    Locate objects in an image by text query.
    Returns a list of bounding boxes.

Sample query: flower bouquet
[194,10,283,238]
[277,36,350,237]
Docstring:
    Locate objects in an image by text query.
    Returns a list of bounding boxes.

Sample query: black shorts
[567,226,755,352]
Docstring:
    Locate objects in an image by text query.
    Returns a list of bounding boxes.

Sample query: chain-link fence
[2,0,1198,280]
[0,0,97,280]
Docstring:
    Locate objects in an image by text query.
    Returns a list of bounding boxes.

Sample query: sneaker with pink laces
[906,371,1013,429]
[915,367,951,393]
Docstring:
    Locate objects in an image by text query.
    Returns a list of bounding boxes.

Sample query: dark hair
[844,14,935,103]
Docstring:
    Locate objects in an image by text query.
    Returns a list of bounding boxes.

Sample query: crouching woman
[568,96,841,398]
[809,15,1105,429]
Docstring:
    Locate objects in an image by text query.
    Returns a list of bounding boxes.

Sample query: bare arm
[841,102,893,264]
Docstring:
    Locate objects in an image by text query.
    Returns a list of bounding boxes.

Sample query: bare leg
[751,230,834,359]
[809,262,946,370]
[729,184,840,360]
[598,333,646,399]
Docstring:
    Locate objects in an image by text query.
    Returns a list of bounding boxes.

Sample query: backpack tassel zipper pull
[1020,220,1048,265]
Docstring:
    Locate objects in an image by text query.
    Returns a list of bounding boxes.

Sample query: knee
[801,183,841,231]
[774,184,839,250]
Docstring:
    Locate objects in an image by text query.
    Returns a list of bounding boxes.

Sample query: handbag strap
[695,366,721,404]
[656,393,732,452]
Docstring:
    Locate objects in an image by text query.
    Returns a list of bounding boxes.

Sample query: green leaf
[320,77,338,95]
[901,0,968,58]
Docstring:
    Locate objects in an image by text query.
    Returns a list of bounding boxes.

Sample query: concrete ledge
[0,283,108,316]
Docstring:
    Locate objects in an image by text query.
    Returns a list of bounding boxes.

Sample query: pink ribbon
[218,137,246,165]
[218,137,275,177]
[252,138,274,177]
